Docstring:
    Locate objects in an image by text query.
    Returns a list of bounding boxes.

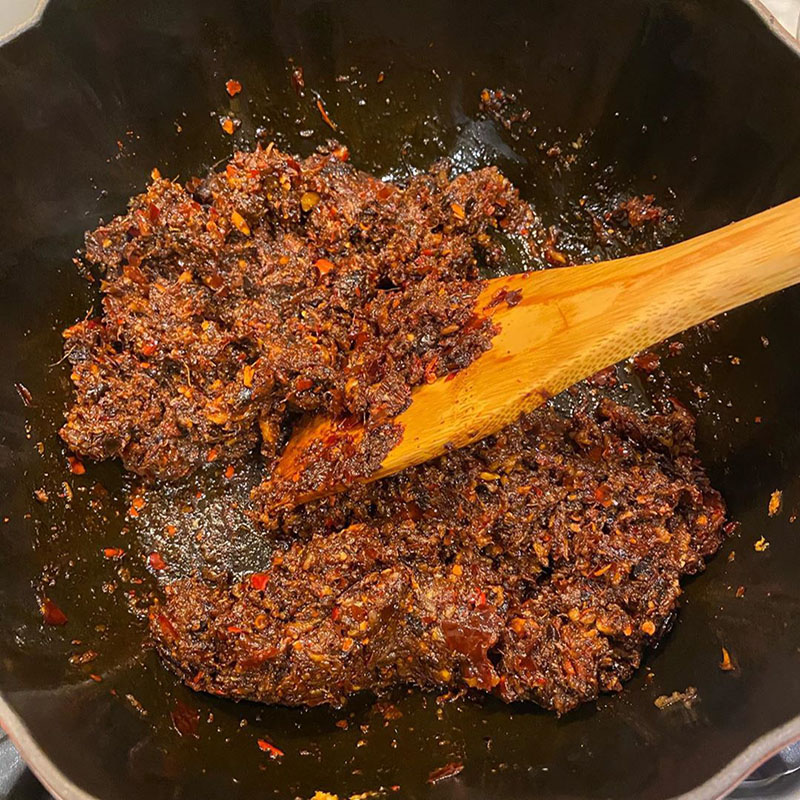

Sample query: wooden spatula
[270,197,800,507]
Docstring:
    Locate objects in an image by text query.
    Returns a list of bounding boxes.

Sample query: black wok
[2,1,800,798]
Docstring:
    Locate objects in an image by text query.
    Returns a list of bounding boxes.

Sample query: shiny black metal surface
[4,731,800,799]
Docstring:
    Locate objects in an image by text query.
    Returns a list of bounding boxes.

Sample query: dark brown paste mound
[150,399,726,713]
[61,143,536,480]
[60,140,715,714]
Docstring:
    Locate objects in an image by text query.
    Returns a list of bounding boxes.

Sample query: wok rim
[1,1,799,798]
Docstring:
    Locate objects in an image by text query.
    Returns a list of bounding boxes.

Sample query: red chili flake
[719,647,735,671]
[67,456,86,475]
[225,79,242,97]
[123,259,145,279]
[633,351,661,373]
[103,547,125,559]
[14,382,38,412]
[505,289,522,307]
[768,489,783,517]
[141,342,157,356]
[314,257,335,275]
[588,365,617,388]
[291,66,305,93]
[69,649,98,665]
[148,202,160,222]
[332,144,349,162]
[544,245,567,266]
[295,377,313,391]
[188,670,205,689]
[668,341,685,356]
[257,739,284,758]
[207,447,219,462]
[224,464,235,479]
[315,97,338,131]
[156,613,178,640]
[239,648,279,670]
[377,71,385,83]
[41,598,68,626]
[487,287,509,309]
[331,605,341,621]
[249,572,269,591]
[227,625,246,634]
[427,761,464,785]
[230,210,251,236]
[593,484,613,507]
[220,116,236,135]
[424,357,439,384]
[380,703,403,721]
[89,673,103,682]
[148,552,166,571]
[242,363,255,387]
[171,700,201,738]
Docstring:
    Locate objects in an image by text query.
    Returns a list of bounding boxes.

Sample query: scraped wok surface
[1,1,800,798]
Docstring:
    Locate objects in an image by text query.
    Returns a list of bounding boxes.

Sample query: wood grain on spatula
[272,196,800,506]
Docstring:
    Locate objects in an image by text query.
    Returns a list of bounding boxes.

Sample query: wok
[1,1,800,798]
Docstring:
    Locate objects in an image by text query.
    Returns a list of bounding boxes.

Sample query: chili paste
[60,142,726,713]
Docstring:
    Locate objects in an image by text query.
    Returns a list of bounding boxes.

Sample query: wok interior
[1,1,800,798]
